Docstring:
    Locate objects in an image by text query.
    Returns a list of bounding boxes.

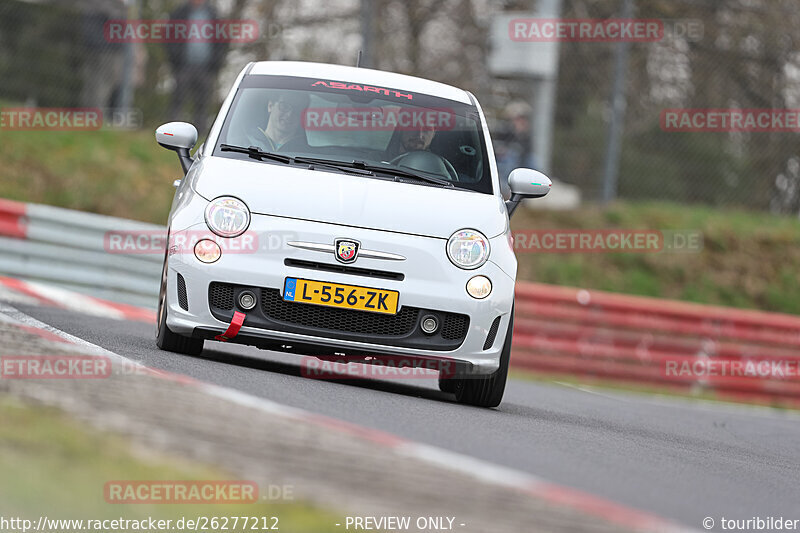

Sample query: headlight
[205,197,251,238]
[447,229,490,270]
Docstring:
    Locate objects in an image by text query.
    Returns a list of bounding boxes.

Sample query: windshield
[214,75,493,194]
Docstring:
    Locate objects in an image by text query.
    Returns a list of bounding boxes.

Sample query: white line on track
[0,302,158,374]
[22,280,128,320]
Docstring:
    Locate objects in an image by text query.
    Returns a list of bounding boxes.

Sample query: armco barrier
[512,284,800,407]
[0,199,162,308]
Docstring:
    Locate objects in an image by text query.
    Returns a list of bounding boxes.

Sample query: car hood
[192,156,507,239]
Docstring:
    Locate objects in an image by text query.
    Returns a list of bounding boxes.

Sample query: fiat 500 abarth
[155,61,551,407]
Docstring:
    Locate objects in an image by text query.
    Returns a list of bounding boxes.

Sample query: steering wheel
[390,151,459,182]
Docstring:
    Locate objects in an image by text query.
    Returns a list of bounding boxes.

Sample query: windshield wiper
[220,144,291,164]
[356,162,454,188]
[222,148,453,187]
[292,156,374,176]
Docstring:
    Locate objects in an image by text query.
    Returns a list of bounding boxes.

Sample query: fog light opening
[421,315,439,335]
[194,239,222,264]
[238,291,257,311]
[467,276,492,299]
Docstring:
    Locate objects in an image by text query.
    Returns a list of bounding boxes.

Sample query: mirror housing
[156,122,198,175]
[505,168,552,217]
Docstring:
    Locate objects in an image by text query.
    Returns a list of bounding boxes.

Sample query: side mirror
[505,168,552,217]
[156,122,198,175]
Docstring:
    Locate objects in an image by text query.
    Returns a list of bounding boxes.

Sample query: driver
[258,91,311,151]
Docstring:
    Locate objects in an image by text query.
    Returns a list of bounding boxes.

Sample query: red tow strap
[215,312,246,342]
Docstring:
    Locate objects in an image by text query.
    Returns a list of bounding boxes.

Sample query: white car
[155,61,551,407]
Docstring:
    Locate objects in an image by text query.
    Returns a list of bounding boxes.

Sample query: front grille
[207,282,470,350]
[483,316,502,349]
[284,259,404,281]
[177,274,189,311]
[442,314,470,340]
[260,289,419,336]
[209,283,234,310]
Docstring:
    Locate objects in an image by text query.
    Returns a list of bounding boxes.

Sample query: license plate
[283,278,399,315]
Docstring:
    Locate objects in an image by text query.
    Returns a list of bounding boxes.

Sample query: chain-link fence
[543,0,800,213]
[1,0,798,213]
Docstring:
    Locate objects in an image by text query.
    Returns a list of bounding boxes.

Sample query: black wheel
[438,376,458,394]
[156,254,204,356]
[454,306,513,408]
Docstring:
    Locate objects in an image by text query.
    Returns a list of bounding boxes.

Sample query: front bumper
[165,214,515,375]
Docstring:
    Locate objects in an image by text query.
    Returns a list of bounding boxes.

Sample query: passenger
[399,124,436,153]
[391,124,458,180]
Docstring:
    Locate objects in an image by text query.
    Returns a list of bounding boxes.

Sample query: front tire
[156,255,204,356]
[438,376,458,394]
[454,307,513,408]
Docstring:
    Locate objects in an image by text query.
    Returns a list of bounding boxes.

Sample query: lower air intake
[483,316,502,350]
[209,282,234,310]
[177,273,189,311]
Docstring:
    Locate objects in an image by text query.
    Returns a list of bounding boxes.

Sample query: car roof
[247,61,472,105]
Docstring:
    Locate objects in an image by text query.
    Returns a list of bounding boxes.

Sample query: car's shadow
[197,346,456,404]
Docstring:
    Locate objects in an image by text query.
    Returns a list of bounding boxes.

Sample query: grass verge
[0,128,176,224]
[0,395,342,532]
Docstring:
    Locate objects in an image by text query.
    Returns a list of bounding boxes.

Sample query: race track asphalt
[14,303,800,530]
